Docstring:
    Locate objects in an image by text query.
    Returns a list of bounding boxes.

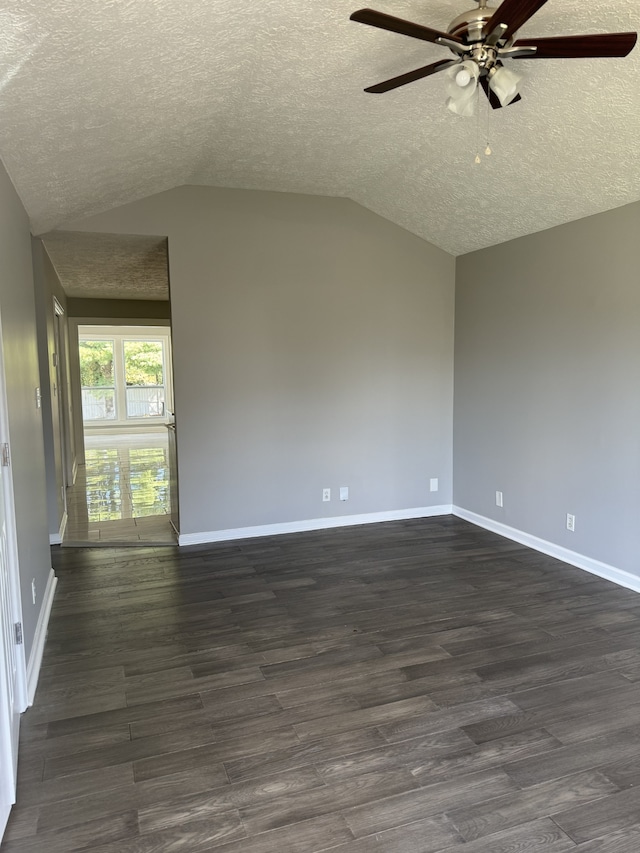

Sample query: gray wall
[33,241,70,539]
[454,200,640,577]
[0,162,52,661]
[63,187,455,535]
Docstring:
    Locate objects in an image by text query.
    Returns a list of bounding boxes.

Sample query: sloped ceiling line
[1,0,640,255]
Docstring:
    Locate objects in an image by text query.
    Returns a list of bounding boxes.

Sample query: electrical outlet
[496,491,503,508]
[31,579,36,605]
[322,488,331,502]
[339,486,348,501]
[430,478,438,492]
[566,513,575,532]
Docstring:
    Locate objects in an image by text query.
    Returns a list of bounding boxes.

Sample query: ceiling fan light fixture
[350,2,637,115]
[446,59,479,115]
[488,65,522,107]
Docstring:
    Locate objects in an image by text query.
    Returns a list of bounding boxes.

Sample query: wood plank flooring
[5,516,640,851]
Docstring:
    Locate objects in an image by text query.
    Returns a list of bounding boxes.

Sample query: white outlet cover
[430,478,438,492]
[339,486,348,501]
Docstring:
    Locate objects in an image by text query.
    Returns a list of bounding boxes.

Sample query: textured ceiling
[42,232,169,300]
[1,0,640,255]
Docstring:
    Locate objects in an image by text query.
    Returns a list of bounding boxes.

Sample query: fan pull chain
[473,85,493,163]
[485,92,492,156]
[474,85,481,164]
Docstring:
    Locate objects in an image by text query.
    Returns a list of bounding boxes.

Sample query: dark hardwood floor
[5,516,640,852]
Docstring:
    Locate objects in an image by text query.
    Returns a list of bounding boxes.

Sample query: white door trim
[0,312,27,839]
[0,327,27,710]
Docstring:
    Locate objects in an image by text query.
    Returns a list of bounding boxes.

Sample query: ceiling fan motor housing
[447,6,494,40]
[447,4,510,73]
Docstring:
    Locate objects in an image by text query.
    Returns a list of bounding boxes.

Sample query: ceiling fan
[350,0,637,113]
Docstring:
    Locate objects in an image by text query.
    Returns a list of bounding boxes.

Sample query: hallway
[64,432,176,546]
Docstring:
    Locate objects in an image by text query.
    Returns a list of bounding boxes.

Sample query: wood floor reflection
[6,516,640,851]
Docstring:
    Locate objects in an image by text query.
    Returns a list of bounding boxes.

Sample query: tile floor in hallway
[64,431,176,546]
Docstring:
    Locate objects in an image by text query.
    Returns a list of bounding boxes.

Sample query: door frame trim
[0,309,28,840]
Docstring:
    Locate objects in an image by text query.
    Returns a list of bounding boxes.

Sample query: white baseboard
[453,506,640,595]
[179,505,453,546]
[26,568,57,706]
[49,511,68,546]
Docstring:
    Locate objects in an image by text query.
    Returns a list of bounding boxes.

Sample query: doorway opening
[37,230,178,548]
[65,325,176,545]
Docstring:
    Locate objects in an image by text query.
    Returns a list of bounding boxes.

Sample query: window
[79,339,116,421]
[124,340,165,419]
[78,327,172,427]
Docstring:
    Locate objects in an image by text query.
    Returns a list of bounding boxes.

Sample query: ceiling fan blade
[512,32,638,58]
[479,75,522,108]
[350,8,463,46]
[364,59,457,93]
[484,0,549,41]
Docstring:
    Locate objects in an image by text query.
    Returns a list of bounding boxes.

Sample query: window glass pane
[124,341,165,419]
[79,340,114,386]
[126,387,165,419]
[124,341,164,386]
[79,340,116,420]
[81,389,116,420]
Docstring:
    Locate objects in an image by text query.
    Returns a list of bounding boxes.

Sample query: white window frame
[79,325,173,429]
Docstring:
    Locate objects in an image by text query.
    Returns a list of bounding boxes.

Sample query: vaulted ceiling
[1,0,639,255]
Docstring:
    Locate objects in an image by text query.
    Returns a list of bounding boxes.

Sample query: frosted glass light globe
[456,69,471,87]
